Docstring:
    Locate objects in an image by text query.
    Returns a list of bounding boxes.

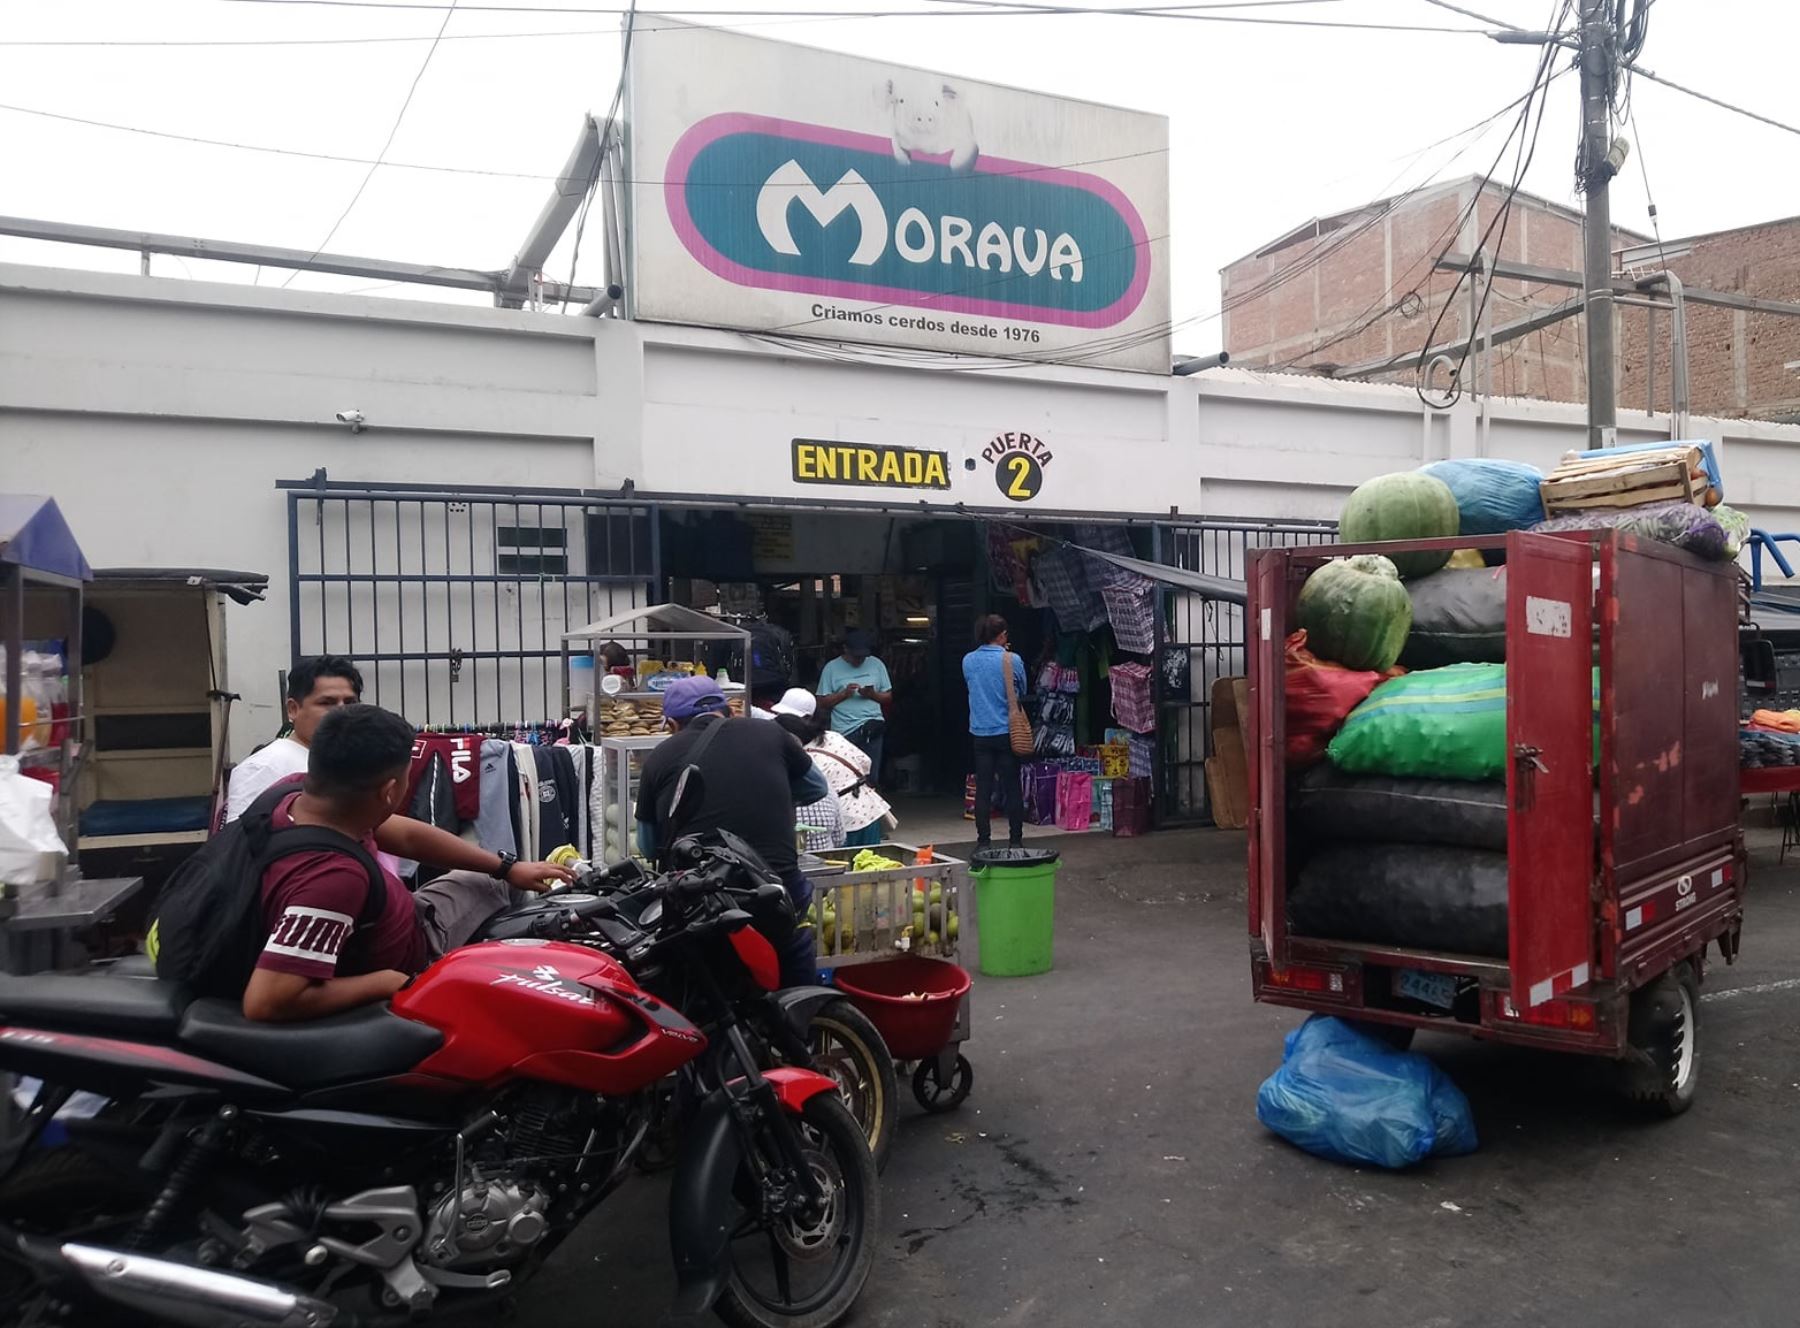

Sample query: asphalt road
[520,825,1800,1328]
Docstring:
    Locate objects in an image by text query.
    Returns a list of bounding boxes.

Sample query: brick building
[1616,218,1800,423]
[1225,178,1800,423]
[1221,177,1644,401]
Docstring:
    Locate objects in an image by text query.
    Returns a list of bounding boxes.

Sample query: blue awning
[0,495,91,583]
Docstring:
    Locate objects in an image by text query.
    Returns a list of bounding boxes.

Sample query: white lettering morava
[758,161,887,267]
[754,160,1085,282]
[264,906,355,965]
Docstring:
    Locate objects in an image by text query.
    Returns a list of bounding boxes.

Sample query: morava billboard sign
[626,20,1170,373]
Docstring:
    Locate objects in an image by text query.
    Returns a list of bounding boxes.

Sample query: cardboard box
[1208,676,1251,830]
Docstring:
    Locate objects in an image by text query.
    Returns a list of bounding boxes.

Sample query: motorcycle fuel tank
[391,941,705,1095]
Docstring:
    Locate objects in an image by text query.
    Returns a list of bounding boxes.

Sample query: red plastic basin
[831,956,972,1061]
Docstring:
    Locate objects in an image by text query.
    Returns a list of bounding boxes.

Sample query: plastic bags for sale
[1055,772,1094,831]
[1284,630,1399,767]
[1257,1015,1478,1169]
[0,755,67,886]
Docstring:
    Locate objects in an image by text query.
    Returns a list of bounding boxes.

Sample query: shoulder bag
[1003,651,1035,757]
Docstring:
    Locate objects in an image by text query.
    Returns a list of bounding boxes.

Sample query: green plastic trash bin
[970,847,1059,977]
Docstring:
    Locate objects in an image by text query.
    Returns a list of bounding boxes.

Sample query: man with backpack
[149,704,572,1021]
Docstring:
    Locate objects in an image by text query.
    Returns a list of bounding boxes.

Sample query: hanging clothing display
[407,734,482,821]
[470,739,518,857]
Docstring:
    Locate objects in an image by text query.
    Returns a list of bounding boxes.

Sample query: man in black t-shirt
[636,677,829,984]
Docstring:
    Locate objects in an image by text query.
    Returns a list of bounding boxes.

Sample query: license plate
[1397,969,1457,1010]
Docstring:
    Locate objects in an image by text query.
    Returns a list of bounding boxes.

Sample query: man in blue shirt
[816,629,893,778]
[962,614,1027,849]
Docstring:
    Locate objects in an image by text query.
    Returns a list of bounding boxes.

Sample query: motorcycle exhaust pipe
[12,1233,338,1328]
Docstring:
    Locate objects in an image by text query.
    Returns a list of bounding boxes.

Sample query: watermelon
[1339,472,1460,578]
[1296,555,1413,672]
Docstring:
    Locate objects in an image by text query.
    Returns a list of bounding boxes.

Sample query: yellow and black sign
[982,430,1053,502]
[792,439,951,491]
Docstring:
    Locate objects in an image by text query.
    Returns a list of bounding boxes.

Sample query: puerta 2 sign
[627,19,1170,373]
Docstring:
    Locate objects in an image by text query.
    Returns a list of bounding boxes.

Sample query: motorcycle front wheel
[714,1094,878,1328]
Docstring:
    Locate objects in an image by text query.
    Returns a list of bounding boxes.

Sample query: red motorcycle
[0,801,878,1328]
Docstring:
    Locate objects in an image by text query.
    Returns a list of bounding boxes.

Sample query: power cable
[0,98,1167,185]
[278,0,460,287]
[1407,0,1569,407]
[210,0,1499,32]
[1627,63,1800,140]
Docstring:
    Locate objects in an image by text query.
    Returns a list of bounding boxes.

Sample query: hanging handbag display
[1004,651,1035,758]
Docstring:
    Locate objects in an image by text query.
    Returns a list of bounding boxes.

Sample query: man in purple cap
[635,675,830,985]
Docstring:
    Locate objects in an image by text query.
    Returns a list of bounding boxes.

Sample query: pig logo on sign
[881,77,979,174]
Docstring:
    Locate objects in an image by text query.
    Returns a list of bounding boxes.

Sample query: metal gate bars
[281,474,658,728]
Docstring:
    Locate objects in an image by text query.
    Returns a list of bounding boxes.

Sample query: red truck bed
[1247,530,1745,1056]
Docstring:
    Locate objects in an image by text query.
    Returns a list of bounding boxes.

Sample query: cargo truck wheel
[1621,963,1700,1117]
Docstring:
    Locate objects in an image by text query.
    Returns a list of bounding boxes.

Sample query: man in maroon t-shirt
[243,704,573,1022]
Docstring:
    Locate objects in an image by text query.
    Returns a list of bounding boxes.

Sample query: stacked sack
[1284,463,1537,960]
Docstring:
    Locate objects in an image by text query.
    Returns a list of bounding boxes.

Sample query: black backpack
[147,783,387,999]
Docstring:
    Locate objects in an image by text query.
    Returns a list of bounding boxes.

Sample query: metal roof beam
[497,114,604,309]
[1331,294,1584,379]
[1438,252,1800,318]
[0,215,600,304]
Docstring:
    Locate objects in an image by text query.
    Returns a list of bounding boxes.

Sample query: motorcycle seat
[0,971,191,1039]
[177,999,444,1090]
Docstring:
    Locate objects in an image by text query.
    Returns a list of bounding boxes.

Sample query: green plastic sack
[1328,665,1601,781]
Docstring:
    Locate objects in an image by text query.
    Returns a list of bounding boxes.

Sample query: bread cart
[562,603,750,862]
[807,842,975,1113]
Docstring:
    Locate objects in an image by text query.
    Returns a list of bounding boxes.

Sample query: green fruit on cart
[946,914,959,940]
[926,931,940,946]
[928,884,943,905]
[1295,554,1412,671]
[928,903,944,930]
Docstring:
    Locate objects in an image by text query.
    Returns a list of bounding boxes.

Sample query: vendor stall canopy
[0,495,91,584]
[563,601,751,645]
[91,568,270,608]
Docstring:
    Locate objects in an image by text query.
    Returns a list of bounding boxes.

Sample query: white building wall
[5,263,1799,758]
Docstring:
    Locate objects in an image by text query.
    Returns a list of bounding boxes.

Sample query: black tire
[1348,1020,1416,1052]
[807,1000,897,1174]
[713,1094,878,1328]
[1620,963,1701,1117]
[911,1054,973,1114]
[0,1146,133,1226]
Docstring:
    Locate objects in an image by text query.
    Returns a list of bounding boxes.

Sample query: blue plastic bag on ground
[1256,1015,1477,1168]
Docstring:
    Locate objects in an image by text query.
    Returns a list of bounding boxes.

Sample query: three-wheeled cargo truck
[1247,529,1745,1114]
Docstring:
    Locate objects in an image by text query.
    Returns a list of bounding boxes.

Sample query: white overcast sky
[0,0,1789,357]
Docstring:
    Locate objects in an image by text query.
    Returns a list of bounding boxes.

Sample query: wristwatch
[490,851,519,881]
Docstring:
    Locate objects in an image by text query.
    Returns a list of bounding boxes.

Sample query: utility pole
[1577,0,1618,448]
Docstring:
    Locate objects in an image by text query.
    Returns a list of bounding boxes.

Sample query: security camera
[335,409,366,433]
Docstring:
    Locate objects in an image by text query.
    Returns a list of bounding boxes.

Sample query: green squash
[1339,472,1461,578]
[1296,555,1413,671]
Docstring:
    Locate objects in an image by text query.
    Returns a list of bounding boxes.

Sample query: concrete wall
[5,262,1798,758]
[0,265,602,748]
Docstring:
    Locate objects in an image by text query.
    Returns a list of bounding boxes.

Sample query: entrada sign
[667,115,1147,328]
[792,439,952,490]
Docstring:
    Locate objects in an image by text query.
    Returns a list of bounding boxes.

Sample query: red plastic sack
[1286,630,1398,766]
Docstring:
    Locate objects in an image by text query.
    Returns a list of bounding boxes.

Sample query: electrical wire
[1407,0,1569,408]
[748,73,1575,373]
[1628,63,1800,140]
[277,0,460,287]
[0,98,1168,186]
[209,0,1499,31]
[1268,61,1571,373]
